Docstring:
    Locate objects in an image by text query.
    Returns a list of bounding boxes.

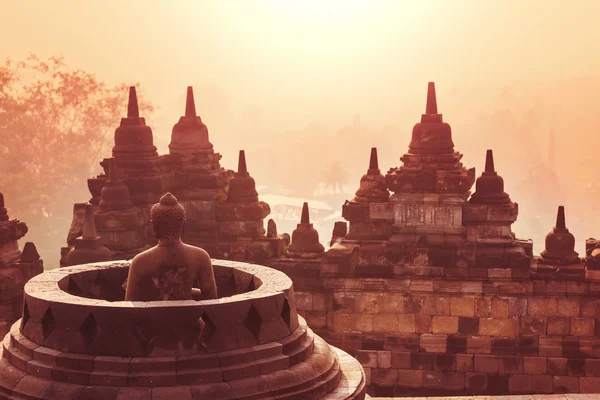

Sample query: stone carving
[66,203,112,266]
[0,192,42,338]
[0,260,366,399]
[125,192,218,301]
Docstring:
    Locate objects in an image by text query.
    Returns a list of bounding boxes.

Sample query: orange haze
[2,0,600,263]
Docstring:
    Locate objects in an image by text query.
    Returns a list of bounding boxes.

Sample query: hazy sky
[3,0,600,260]
[3,0,599,134]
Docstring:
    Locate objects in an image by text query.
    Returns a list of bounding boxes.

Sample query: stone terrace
[266,83,600,397]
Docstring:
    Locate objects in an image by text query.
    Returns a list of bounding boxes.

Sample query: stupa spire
[540,205,579,265]
[238,150,247,174]
[288,202,324,256]
[67,203,112,266]
[127,86,139,118]
[556,205,566,230]
[301,202,310,224]
[426,82,438,114]
[108,158,118,182]
[82,204,97,240]
[0,192,8,222]
[485,149,495,173]
[185,86,196,118]
[369,147,379,172]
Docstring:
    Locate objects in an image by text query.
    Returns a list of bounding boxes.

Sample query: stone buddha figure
[125,192,218,301]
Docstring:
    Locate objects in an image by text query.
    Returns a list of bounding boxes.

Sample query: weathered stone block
[479,318,518,337]
[432,316,458,334]
[397,314,416,333]
[527,297,558,316]
[539,337,563,357]
[397,369,422,388]
[415,314,431,333]
[371,368,398,387]
[487,203,518,222]
[467,336,492,354]
[491,298,509,319]
[377,351,391,369]
[373,314,398,333]
[342,201,370,220]
[462,204,488,223]
[354,293,381,314]
[420,334,447,353]
[450,297,475,317]
[456,354,473,372]
[523,356,546,374]
[571,318,594,336]
[474,355,498,373]
[532,375,553,394]
[520,316,547,335]
[558,298,580,317]
[369,202,394,220]
[332,314,357,333]
[508,374,532,394]
[355,350,377,368]
[548,317,570,336]
[355,314,373,332]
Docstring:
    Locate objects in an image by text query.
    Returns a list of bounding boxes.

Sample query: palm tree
[321,161,349,195]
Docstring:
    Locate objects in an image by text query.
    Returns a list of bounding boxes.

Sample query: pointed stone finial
[556,205,566,230]
[238,150,247,174]
[108,159,118,182]
[540,204,578,265]
[288,201,324,255]
[485,149,495,173]
[426,82,438,114]
[20,242,40,263]
[185,86,196,118]
[267,219,277,238]
[369,147,379,171]
[81,204,97,240]
[301,202,310,224]
[127,86,139,118]
[0,192,8,222]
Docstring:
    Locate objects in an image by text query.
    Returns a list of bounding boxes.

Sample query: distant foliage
[0,55,152,264]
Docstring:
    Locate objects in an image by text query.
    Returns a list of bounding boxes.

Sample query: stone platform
[369,395,598,399]
[0,260,366,399]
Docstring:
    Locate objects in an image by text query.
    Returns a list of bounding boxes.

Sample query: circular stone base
[0,320,365,400]
[0,260,365,400]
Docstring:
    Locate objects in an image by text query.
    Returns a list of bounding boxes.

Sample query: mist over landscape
[1,0,600,268]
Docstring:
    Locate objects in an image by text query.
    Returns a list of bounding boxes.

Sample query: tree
[321,161,349,195]
[0,55,153,267]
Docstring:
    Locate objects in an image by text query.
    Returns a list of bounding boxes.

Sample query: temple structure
[0,193,42,339]
[60,86,286,266]
[267,83,600,397]
[54,82,600,398]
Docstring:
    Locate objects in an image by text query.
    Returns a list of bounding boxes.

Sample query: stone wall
[269,257,600,397]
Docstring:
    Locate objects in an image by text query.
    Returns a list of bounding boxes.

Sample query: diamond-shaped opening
[198,312,216,348]
[80,313,99,346]
[132,319,155,349]
[67,278,84,297]
[247,279,255,292]
[219,273,238,298]
[41,308,56,340]
[281,298,291,328]
[90,273,125,302]
[21,301,30,330]
[244,305,263,340]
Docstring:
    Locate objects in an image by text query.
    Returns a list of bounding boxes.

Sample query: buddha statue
[125,192,218,301]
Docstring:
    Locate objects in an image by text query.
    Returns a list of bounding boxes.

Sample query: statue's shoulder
[183,244,211,263]
[131,246,159,266]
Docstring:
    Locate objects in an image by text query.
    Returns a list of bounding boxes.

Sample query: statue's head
[151,192,186,240]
